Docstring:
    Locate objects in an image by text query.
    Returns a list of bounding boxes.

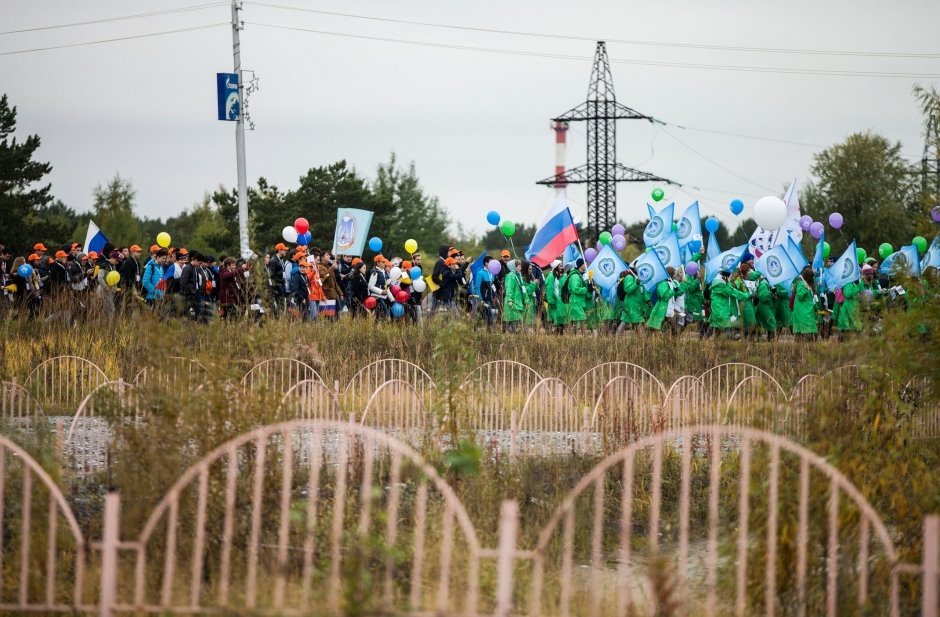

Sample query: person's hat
[54,250,68,258]
[550,259,562,269]
[109,250,122,260]
[27,253,39,261]
[150,244,160,253]
[500,250,510,258]
[177,247,188,255]
[352,258,363,267]
[448,248,460,258]
[864,257,878,266]
[128,244,141,252]
[274,242,287,251]
[445,257,457,266]
[373,255,385,264]
[70,243,81,250]
[33,243,47,251]
[741,250,755,263]
[401,260,412,270]
[575,257,585,269]
[87,251,99,260]
[861,264,876,275]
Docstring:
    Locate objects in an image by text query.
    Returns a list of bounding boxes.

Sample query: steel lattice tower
[537,42,677,240]
[922,115,940,199]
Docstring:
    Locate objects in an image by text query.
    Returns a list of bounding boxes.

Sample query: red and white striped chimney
[552,120,568,194]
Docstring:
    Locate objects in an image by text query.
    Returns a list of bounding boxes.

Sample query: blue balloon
[730,199,744,216]
[368,237,383,252]
[486,210,501,226]
[296,231,311,246]
[410,266,422,280]
[689,240,702,254]
[391,302,405,318]
[17,264,33,278]
[705,217,720,233]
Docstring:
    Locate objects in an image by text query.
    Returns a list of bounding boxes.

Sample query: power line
[0,23,228,56]
[658,127,779,194]
[663,123,825,148]
[0,2,227,35]
[246,22,940,80]
[247,1,940,60]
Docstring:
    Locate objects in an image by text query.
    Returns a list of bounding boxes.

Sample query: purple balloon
[685,263,700,277]
[611,234,626,251]
[828,212,844,229]
[932,205,940,223]
[799,215,813,231]
[486,260,502,276]
[611,224,626,237]
[809,221,824,240]
[584,248,598,264]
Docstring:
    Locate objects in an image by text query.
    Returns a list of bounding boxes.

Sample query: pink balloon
[611,234,626,251]
[685,263,700,277]
[809,222,824,240]
[799,215,813,231]
[611,224,626,237]
[486,260,502,276]
[389,284,402,296]
[584,248,598,264]
[828,212,844,229]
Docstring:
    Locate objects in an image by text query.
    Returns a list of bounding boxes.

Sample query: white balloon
[389,266,402,281]
[753,196,787,231]
[411,277,427,293]
[282,226,298,243]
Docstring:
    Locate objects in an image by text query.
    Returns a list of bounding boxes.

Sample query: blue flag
[653,233,682,270]
[812,228,826,271]
[706,231,721,263]
[562,243,581,266]
[922,235,940,271]
[632,248,670,292]
[332,208,374,256]
[644,202,674,247]
[83,220,109,255]
[755,244,799,287]
[587,244,628,292]
[677,202,703,251]
[705,244,747,284]
[880,245,921,278]
[786,235,809,270]
[823,240,860,291]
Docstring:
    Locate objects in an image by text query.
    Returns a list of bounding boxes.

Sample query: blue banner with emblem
[217,73,240,121]
[332,208,374,256]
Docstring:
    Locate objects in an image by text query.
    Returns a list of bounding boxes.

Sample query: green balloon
[651,188,665,202]
[599,231,612,245]
[500,220,516,237]
[856,247,867,263]
[879,243,893,260]
[913,235,928,253]
[823,242,831,259]
[672,222,679,233]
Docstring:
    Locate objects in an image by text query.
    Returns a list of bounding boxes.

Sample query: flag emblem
[766,256,783,278]
[598,257,616,277]
[637,264,655,283]
[722,254,738,270]
[647,217,664,237]
[336,215,356,250]
[841,259,854,277]
[678,218,692,240]
[655,245,672,266]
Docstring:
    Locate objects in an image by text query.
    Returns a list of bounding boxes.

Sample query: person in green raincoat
[731,264,758,338]
[858,264,884,324]
[501,259,526,331]
[751,270,777,339]
[646,267,683,333]
[617,268,646,334]
[791,266,819,339]
[520,261,539,328]
[544,260,563,331]
[707,269,750,336]
[682,267,705,332]
[774,282,792,333]
[564,258,590,333]
[834,278,862,337]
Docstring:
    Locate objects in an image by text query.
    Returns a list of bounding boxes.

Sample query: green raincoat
[647,279,681,331]
[545,272,560,325]
[682,277,704,322]
[619,275,646,324]
[565,271,589,323]
[523,279,538,325]
[502,272,526,323]
[732,276,757,328]
[835,280,862,331]
[708,277,750,329]
[754,274,777,332]
[791,277,818,335]
[774,283,792,329]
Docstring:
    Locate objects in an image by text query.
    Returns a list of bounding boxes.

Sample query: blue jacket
[142,259,165,300]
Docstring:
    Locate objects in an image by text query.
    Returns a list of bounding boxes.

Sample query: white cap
[550,259,562,269]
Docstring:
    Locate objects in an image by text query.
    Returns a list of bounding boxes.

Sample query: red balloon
[363,297,377,310]
[389,284,402,296]
[395,290,410,304]
[294,217,309,234]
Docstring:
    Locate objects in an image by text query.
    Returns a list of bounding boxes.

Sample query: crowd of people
[0,237,935,339]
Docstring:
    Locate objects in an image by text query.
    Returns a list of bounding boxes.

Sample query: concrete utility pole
[231,0,250,258]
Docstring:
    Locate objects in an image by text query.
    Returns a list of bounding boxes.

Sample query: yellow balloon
[105,271,120,287]
[156,231,171,248]
[404,239,418,254]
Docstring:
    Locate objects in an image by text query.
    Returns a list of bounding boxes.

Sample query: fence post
[495,500,518,617]
[509,409,517,459]
[100,492,121,617]
[925,515,939,617]
[581,406,590,453]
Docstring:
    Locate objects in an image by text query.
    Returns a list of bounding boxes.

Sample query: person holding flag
[791,266,819,339]
[544,260,563,332]
[706,268,750,337]
[751,270,777,339]
[616,267,646,335]
[564,258,590,333]
[502,259,527,332]
[646,267,683,334]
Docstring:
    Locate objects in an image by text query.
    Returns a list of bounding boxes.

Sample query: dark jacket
[218,268,242,305]
[119,257,141,293]
[437,267,463,303]
[431,244,449,298]
[48,260,70,292]
[267,256,286,296]
[179,264,199,300]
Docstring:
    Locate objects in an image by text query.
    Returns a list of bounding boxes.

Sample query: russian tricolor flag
[83,220,109,254]
[525,194,579,268]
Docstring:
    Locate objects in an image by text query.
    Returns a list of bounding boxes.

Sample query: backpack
[560,273,572,304]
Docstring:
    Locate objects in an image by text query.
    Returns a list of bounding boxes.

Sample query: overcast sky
[3,0,938,240]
